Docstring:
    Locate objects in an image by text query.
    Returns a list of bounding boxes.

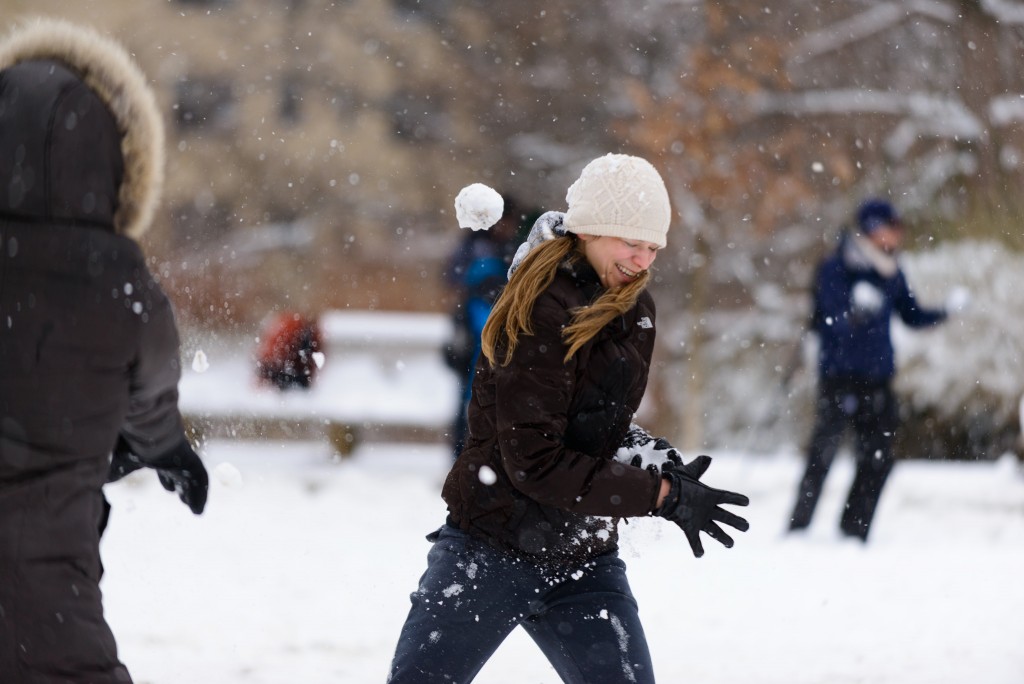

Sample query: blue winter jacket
[813,232,946,381]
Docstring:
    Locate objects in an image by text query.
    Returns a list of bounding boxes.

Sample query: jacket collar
[560,253,604,296]
[842,231,899,278]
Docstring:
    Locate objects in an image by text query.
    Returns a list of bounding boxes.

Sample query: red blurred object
[255,312,323,390]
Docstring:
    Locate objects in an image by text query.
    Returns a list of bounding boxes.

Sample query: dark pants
[451,380,469,461]
[789,377,898,541]
[387,525,655,684]
[0,463,132,683]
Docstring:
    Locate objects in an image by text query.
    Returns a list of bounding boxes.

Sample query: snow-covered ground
[101,440,1024,684]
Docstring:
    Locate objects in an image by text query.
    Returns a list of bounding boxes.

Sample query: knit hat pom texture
[564,154,671,248]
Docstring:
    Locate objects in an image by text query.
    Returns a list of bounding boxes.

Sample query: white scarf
[506,211,569,279]
[844,232,899,279]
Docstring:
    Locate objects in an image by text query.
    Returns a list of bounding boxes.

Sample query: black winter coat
[442,255,661,568]
[0,47,183,484]
[0,223,185,481]
[0,20,183,681]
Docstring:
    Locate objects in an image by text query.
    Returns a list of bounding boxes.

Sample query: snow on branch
[791,1,958,62]
[508,133,587,169]
[752,89,984,158]
[990,94,1024,126]
[982,0,1024,25]
[901,150,977,204]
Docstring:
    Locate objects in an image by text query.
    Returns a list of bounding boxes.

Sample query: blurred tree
[6,0,1023,455]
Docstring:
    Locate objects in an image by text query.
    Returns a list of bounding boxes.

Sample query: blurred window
[392,0,451,22]
[389,90,451,143]
[173,0,232,6]
[175,77,237,132]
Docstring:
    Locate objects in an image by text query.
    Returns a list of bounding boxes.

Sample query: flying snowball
[214,462,243,489]
[455,183,503,231]
[192,349,210,373]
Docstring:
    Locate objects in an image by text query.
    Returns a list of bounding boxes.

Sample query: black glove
[656,456,749,558]
[107,436,209,515]
[108,435,146,482]
[154,440,209,515]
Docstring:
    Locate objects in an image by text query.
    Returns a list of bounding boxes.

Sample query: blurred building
[3,0,1023,456]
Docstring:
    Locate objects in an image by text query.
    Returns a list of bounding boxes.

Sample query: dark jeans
[451,379,469,461]
[387,525,655,684]
[789,377,898,541]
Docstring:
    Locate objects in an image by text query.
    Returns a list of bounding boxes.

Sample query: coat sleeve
[491,290,660,518]
[119,268,188,461]
[891,270,947,328]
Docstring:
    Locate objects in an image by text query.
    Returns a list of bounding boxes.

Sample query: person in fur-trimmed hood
[0,17,207,683]
[387,155,749,684]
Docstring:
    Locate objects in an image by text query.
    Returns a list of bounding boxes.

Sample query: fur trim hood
[0,17,164,238]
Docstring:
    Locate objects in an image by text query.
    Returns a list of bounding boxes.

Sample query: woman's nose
[634,249,656,270]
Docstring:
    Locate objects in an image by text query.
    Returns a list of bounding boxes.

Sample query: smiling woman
[385,154,749,684]
[578,234,661,288]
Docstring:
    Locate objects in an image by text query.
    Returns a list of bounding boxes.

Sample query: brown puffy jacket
[442,254,661,567]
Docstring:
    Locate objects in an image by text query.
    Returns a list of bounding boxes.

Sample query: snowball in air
[214,462,243,489]
[455,183,503,231]
[192,350,210,373]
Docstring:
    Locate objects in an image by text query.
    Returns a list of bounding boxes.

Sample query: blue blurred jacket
[813,232,946,381]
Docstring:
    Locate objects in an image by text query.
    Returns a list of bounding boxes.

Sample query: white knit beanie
[563,154,672,248]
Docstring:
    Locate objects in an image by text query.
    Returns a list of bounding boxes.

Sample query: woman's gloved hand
[655,457,749,558]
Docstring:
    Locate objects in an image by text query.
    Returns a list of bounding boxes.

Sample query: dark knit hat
[856,199,900,235]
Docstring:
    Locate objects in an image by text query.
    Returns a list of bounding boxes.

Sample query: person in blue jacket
[788,199,950,541]
[443,199,526,460]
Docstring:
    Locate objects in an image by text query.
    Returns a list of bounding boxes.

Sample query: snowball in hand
[851,281,884,314]
[454,183,503,231]
[946,286,971,313]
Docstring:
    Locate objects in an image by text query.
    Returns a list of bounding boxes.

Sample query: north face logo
[638,316,653,329]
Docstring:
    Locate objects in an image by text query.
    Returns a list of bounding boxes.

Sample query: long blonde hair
[481,236,651,366]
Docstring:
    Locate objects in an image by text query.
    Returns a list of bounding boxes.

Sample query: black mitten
[108,436,208,515]
[151,439,209,515]
[657,457,749,558]
[108,434,145,482]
